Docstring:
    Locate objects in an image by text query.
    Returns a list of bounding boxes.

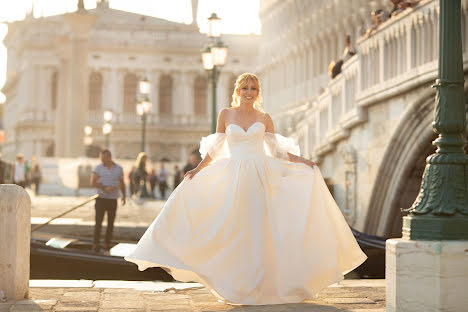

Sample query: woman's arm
[265,113,315,168]
[287,152,316,168]
[185,109,228,180]
[184,154,212,180]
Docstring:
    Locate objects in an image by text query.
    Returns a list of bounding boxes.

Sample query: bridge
[262,0,468,238]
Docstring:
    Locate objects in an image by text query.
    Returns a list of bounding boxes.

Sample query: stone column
[149,71,160,114]
[0,185,31,300]
[54,36,72,157]
[183,71,195,114]
[62,9,97,157]
[217,72,230,113]
[171,72,184,115]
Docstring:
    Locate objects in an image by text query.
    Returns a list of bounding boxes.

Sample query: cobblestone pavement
[1,280,385,312]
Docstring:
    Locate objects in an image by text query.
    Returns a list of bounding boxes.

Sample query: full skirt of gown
[125,123,367,305]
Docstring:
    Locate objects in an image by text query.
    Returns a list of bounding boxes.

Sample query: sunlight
[0,0,260,95]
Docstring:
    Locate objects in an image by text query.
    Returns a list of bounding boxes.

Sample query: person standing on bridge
[126,73,366,305]
[91,149,126,252]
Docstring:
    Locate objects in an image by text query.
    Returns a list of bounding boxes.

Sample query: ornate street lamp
[207,13,221,38]
[202,13,228,133]
[103,110,113,149]
[403,0,468,240]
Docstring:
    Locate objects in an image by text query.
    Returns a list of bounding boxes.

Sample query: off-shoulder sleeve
[264,132,300,161]
[199,133,229,161]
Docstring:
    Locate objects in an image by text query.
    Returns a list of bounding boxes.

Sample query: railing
[18,110,55,123]
[292,0,459,160]
[86,111,211,128]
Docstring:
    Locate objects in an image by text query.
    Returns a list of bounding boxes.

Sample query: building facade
[258,0,468,236]
[1,0,258,162]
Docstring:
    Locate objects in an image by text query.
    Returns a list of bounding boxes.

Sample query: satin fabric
[125,122,367,305]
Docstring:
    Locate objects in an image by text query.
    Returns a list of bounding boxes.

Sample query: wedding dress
[125,121,367,305]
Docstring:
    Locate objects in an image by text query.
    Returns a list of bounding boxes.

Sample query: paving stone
[148,309,194,312]
[347,309,386,312]
[317,292,363,298]
[54,307,98,311]
[324,297,375,304]
[61,291,100,302]
[100,299,146,309]
[10,307,47,312]
[99,310,146,312]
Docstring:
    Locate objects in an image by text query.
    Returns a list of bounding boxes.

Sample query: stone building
[258,0,468,236]
[1,0,258,162]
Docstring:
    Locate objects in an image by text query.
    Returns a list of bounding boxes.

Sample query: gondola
[30,233,173,281]
[349,228,386,278]
[30,228,387,281]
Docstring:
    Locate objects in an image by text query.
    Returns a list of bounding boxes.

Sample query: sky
[0,0,261,103]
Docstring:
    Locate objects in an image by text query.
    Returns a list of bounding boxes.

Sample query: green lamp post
[201,13,228,134]
[403,0,468,240]
[136,77,151,198]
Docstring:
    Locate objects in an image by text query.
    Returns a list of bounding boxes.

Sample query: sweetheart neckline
[226,122,266,133]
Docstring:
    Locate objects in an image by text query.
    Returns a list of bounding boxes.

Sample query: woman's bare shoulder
[218,107,233,118]
[263,112,274,132]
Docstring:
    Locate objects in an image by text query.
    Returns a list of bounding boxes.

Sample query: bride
[125,73,367,305]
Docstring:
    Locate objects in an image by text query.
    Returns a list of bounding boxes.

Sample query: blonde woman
[126,73,366,305]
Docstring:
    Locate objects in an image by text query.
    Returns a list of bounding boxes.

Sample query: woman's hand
[184,168,200,180]
[303,159,316,168]
[288,153,316,168]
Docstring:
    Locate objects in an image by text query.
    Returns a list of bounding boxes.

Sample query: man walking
[91,149,125,252]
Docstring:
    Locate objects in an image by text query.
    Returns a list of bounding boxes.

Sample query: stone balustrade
[291,0,468,160]
[18,110,55,123]
[85,111,210,128]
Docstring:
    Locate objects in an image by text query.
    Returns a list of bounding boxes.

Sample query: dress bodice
[226,122,266,160]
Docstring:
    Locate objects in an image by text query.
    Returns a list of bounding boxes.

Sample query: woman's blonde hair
[230,73,264,112]
[135,152,147,169]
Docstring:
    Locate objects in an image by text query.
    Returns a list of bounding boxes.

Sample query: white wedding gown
[125,122,367,305]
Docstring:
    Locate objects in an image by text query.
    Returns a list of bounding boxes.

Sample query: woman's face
[238,80,258,106]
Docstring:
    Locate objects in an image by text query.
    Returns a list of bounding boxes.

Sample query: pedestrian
[182,153,200,175]
[173,165,182,189]
[157,162,168,199]
[134,152,149,197]
[126,73,366,305]
[91,149,126,252]
[149,168,158,198]
[128,166,137,196]
[364,9,386,38]
[12,154,26,188]
[28,156,42,195]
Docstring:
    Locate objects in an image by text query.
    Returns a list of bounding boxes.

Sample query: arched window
[159,74,173,114]
[89,72,103,111]
[193,75,207,114]
[51,71,58,110]
[227,75,237,107]
[123,73,138,113]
